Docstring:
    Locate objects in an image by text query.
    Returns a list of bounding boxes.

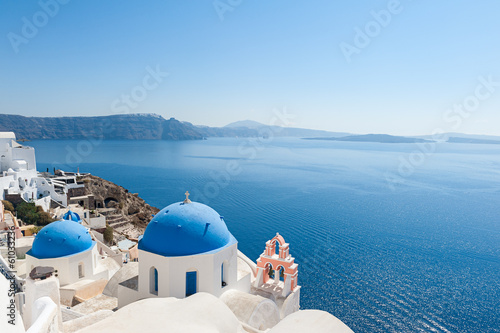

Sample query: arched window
[267,263,274,279]
[78,262,85,278]
[277,266,285,282]
[221,261,228,287]
[275,240,280,256]
[186,270,197,297]
[150,267,158,295]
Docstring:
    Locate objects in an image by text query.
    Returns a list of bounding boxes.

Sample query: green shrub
[15,202,56,226]
[37,211,55,226]
[104,225,114,244]
[30,226,43,234]
[16,202,38,225]
[2,200,14,212]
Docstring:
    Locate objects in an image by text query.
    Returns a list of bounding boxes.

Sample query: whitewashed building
[25,219,119,287]
[0,132,83,211]
[118,194,250,307]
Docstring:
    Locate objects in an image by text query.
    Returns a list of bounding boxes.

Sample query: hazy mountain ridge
[0,114,203,140]
[1,114,499,142]
[225,120,266,129]
[195,124,260,138]
[412,132,500,141]
[224,120,350,138]
[304,134,432,143]
[447,137,500,145]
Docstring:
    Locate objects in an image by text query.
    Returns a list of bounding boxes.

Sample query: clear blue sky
[1,0,499,135]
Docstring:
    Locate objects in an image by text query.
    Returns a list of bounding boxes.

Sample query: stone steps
[106,215,124,222]
[110,221,132,229]
[97,208,118,216]
[107,214,129,228]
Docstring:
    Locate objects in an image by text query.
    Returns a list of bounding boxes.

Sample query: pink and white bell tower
[253,233,299,298]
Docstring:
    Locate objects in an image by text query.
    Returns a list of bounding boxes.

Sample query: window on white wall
[221,261,228,287]
[150,267,158,295]
[78,262,85,278]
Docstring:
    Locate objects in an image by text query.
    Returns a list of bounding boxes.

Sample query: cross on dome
[184,191,192,204]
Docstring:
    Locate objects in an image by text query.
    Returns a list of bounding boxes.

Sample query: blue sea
[29,138,500,333]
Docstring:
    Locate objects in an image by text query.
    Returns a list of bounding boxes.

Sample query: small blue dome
[139,201,234,256]
[63,210,81,223]
[29,220,94,259]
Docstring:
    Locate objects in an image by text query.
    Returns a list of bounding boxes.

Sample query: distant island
[303,134,433,144]
[447,137,500,145]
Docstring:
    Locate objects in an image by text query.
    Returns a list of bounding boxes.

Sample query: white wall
[1,169,38,202]
[26,245,102,287]
[0,138,15,172]
[117,283,141,308]
[33,197,51,213]
[138,243,238,300]
[26,296,59,333]
[119,243,239,308]
[11,146,36,172]
[0,176,15,200]
[0,137,36,173]
[23,276,62,331]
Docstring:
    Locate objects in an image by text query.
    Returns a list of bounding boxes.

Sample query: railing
[0,254,24,292]
[26,296,59,333]
[237,250,257,277]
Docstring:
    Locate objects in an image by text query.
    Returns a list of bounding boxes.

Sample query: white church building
[25,219,118,287]
[118,193,250,307]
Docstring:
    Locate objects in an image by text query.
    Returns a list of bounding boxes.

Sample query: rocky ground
[80,175,160,242]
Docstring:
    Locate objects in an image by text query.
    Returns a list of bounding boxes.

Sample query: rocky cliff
[0,113,203,140]
[80,174,160,241]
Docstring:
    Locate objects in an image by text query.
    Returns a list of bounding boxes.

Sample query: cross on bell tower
[183,191,192,204]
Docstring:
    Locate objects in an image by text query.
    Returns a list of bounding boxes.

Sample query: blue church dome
[63,210,81,223]
[29,220,94,259]
[139,200,235,257]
